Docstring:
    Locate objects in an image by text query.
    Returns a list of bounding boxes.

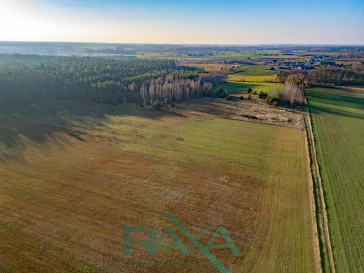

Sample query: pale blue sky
[1,0,363,44]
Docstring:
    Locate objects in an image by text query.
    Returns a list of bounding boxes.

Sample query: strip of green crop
[307,87,364,273]
[304,104,335,273]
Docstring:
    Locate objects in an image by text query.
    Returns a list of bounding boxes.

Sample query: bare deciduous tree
[283,74,305,105]
[138,71,226,105]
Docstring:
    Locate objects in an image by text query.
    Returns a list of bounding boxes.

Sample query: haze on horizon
[0,0,363,45]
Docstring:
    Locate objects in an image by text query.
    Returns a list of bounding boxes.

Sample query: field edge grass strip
[303,113,322,273]
[304,102,335,273]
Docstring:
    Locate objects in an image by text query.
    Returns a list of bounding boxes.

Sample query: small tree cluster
[140,72,226,106]
[258,91,268,99]
[224,94,231,101]
[265,96,278,105]
[152,99,169,109]
[283,74,306,105]
[215,86,227,98]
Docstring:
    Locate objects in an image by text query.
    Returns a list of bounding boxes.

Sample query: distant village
[275,55,335,70]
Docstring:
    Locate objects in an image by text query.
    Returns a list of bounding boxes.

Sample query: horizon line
[1,41,364,47]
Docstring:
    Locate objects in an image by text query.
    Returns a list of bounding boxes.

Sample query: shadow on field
[308,91,364,111]
[307,90,364,120]
[0,100,186,163]
[308,103,364,120]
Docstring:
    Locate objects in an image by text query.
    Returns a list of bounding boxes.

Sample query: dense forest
[0,54,226,108]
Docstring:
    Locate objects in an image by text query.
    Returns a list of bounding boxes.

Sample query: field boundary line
[303,113,322,273]
[303,100,335,273]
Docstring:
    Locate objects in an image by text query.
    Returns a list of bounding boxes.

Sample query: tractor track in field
[303,102,335,273]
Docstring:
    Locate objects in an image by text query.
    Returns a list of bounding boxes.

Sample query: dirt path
[303,104,335,273]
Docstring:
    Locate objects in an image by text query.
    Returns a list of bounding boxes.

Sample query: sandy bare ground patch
[172,95,304,130]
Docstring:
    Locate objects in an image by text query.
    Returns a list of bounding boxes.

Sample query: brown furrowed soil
[0,99,316,273]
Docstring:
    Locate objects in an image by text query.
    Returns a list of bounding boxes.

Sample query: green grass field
[234,66,279,76]
[0,100,316,273]
[222,81,284,94]
[228,69,279,83]
[307,87,364,273]
[228,74,278,83]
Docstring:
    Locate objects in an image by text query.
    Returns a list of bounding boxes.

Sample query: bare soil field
[0,99,316,273]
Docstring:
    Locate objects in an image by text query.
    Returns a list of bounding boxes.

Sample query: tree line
[307,67,364,85]
[139,71,226,106]
[0,54,225,108]
[278,67,364,86]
